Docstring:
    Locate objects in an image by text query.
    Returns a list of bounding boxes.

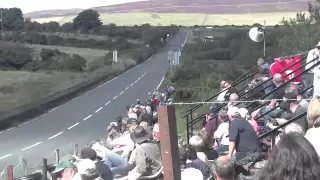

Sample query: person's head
[130,125,150,144]
[284,123,305,135]
[189,135,205,152]
[257,57,265,66]
[212,156,235,180]
[261,133,320,180]
[272,73,285,86]
[227,106,240,121]
[185,144,198,161]
[77,159,100,180]
[307,99,320,128]
[219,109,229,123]
[220,81,227,89]
[315,42,320,52]
[52,161,78,180]
[80,148,98,161]
[229,93,239,104]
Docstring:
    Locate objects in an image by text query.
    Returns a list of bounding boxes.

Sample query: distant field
[0,71,85,112]
[34,12,305,26]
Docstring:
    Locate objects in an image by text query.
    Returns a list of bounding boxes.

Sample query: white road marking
[113,95,118,100]
[138,77,141,80]
[144,72,147,75]
[105,101,111,106]
[22,142,42,151]
[119,91,124,95]
[68,122,80,129]
[0,154,12,160]
[156,76,165,90]
[48,132,63,140]
[134,80,138,83]
[130,83,134,86]
[95,107,103,113]
[83,115,92,121]
[6,127,14,132]
[125,87,129,90]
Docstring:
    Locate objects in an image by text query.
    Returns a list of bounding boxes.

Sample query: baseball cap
[227,106,240,116]
[51,161,77,175]
[80,148,97,160]
[76,159,96,175]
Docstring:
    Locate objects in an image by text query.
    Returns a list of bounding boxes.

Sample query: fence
[0,144,81,180]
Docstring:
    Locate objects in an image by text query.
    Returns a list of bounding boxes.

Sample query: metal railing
[185,53,315,143]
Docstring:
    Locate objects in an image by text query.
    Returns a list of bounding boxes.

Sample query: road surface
[0,30,189,174]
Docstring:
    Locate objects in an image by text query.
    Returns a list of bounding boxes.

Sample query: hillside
[25,0,309,19]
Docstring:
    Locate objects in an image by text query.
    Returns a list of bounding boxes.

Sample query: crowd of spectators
[48,51,320,180]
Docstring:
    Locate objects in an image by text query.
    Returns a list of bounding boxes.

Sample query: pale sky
[1,0,148,13]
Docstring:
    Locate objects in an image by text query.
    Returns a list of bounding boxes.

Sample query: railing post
[55,148,60,163]
[42,158,48,180]
[186,113,190,144]
[190,109,193,137]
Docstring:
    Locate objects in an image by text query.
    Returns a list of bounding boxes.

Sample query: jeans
[303,73,314,97]
[104,148,127,168]
[215,145,229,155]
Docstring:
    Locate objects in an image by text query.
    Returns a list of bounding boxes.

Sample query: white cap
[239,108,249,118]
[227,106,240,116]
[76,159,96,175]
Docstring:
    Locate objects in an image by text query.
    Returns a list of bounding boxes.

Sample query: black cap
[80,148,97,160]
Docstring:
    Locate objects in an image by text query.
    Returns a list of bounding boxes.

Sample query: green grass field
[33,12,306,26]
[0,70,86,112]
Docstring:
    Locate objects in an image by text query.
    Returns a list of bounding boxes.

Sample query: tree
[73,9,102,32]
[0,8,24,31]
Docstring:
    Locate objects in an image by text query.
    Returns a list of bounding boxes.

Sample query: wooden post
[41,158,48,180]
[55,149,60,163]
[158,105,181,180]
[6,165,13,180]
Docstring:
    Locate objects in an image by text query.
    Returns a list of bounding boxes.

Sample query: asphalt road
[0,30,189,174]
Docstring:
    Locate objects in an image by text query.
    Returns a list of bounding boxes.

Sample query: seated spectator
[306,99,320,155]
[90,141,127,169]
[212,156,235,180]
[79,147,113,180]
[189,135,208,163]
[214,109,230,155]
[127,104,138,120]
[197,129,218,160]
[286,82,309,109]
[77,158,103,180]
[239,108,260,135]
[204,111,220,141]
[268,73,286,103]
[137,106,152,126]
[128,126,162,178]
[258,133,320,180]
[217,81,228,101]
[274,92,308,133]
[227,93,245,109]
[227,107,262,162]
[51,161,81,180]
[218,81,238,101]
[183,144,211,179]
[139,121,153,139]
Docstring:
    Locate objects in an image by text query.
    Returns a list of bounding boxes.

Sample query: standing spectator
[227,107,262,161]
[128,126,162,179]
[204,111,220,144]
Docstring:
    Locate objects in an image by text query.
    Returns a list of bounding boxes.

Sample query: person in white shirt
[306,42,320,97]
[214,110,230,155]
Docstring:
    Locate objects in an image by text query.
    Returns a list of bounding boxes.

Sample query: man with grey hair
[212,156,235,180]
